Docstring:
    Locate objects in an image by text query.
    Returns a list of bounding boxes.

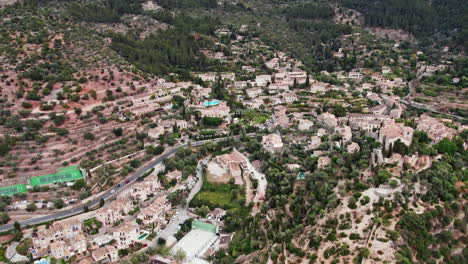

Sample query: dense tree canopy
[340,0,467,43]
[110,14,220,76]
[67,0,143,22]
[282,2,335,20]
[156,0,217,9]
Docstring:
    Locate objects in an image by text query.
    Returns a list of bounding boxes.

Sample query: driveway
[148,158,207,248]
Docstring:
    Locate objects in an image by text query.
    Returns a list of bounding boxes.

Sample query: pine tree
[14,221,21,231]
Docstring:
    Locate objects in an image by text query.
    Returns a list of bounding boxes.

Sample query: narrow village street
[148,158,207,248]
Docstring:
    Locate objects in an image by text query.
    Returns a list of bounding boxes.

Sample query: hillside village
[0,1,466,264]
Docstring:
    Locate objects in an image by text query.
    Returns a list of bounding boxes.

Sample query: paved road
[403,69,465,120]
[0,146,181,232]
[0,135,252,232]
[149,158,208,248]
[401,99,465,120]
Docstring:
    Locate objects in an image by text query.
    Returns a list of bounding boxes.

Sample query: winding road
[0,147,180,232]
[401,99,465,120]
[0,135,251,232]
[403,68,465,120]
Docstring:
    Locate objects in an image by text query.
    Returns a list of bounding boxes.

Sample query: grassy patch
[190,170,245,210]
[240,110,271,125]
[196,191,232,207]
[253,114,270,124]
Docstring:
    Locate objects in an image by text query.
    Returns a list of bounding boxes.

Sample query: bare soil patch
[0,234,13,244]
[206,161,230,183]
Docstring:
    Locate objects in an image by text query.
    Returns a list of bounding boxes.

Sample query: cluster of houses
[127,79,185,116]
[190,101,231,119]
[255,92,459,173]
[31,172,172,263]
[219,53,408,117]
[213,150,249,185]
[116,25,463,186]
[117,37,414,143]
[32,219,87,261]
[415,114,460,143]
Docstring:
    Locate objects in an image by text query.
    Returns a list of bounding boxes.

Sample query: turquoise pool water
[297,172,305,179]
[203,100,220,106]
[138,233,148,240]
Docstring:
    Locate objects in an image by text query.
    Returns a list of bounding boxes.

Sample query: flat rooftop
[171,229,217,261]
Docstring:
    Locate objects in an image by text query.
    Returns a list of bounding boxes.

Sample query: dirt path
[236,151,267,215]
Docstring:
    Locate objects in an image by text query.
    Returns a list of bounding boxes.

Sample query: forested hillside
[110,13,220,77]
[62,0,466,74]
[67,0,143,22]
[339,0,467,49]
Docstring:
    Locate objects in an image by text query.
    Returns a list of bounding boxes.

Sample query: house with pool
[198,101,231,119]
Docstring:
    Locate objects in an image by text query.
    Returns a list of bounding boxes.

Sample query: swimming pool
[297,172,305,180]
[138,233,149,240]
[203,100,220,106]
[37,259,48,264]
